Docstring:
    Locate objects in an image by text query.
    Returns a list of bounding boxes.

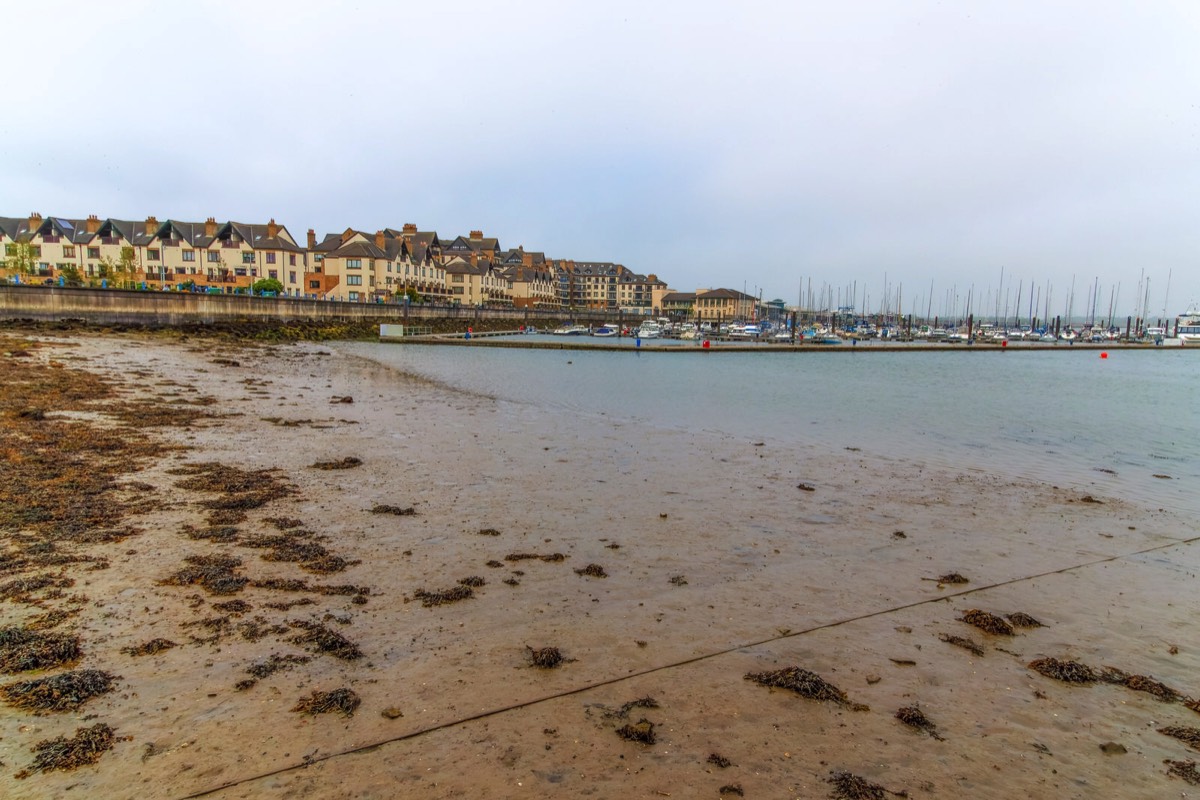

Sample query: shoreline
[2,331,1198,799]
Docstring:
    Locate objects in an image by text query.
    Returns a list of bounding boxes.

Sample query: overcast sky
[2,1,1197,319]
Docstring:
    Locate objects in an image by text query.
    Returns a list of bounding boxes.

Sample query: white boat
[1038,332,1057,343]
[592,324,619,337]
[553,324,589,336]
[729,324,760,339]
[1176,307,1200,345]
[636,322,661,339]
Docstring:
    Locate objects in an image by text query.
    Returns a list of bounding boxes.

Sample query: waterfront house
[659,291,697,320]
[694,288,758,322]
[497,248,559,309]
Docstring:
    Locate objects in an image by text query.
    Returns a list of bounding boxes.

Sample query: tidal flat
[1,330,1198,799]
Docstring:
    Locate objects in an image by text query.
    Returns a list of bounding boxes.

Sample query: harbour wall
[0,286,604,328]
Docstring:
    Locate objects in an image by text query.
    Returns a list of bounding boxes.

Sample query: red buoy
[1100,352,1108,359]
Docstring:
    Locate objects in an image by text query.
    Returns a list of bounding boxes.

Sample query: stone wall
[0,286,615,327]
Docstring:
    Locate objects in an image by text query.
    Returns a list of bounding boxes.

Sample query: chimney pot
[145,216,159,236]
[267,218,279,239]
[469,230,483,240]
[402,223,417,234]
[86,215,101,234]
[307,229,317,249]
[375,230,386,249]
[205,217,218,237]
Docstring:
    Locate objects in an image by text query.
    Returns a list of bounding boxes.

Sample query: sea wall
[0,286,608,327]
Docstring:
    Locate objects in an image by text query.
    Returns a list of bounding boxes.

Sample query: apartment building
[497,248,559,309]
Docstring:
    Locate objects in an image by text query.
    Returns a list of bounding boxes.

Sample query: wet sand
[2,332,1198,799]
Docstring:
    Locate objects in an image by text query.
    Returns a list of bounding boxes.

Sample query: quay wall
[0,286,609,328]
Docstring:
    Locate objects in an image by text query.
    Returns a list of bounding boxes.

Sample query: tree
[59,265,83,286]
[399,287,423,303]
[116,246,139,289]
[3,240,37,281]
[252,277,283,295]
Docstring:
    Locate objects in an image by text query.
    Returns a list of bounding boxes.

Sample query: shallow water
[343,343,1199,515]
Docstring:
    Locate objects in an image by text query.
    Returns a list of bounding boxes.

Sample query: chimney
[144,216,159,236]
[28,212,42,233]
[469,230,483,240]
[86,214,101,234]
[266,218,279,239]
[205,217,217,237]
[402,223,417,235]
[375,230,385,249]
[307,228,316,249]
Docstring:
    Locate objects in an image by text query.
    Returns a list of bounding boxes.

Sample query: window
[288,271,296,284]
[314,254,323,263]
[63,246,75,258]
[268,270,278,280]
[346,259,362,269]
[266,252,276,264]
[309,280,321,289]
[348,291,359,301]
[242,252,254,265]
[346,275,362,286]
[31,246,41,257]
[452,274,464,283]
[207,251,220,263]
[289,254,296,266]
[87,247,100,259]
[147,249,160,261]
[182,250,195,262]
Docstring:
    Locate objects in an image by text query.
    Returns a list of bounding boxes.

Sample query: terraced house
[305,227,448,303]
[2,211,673,309]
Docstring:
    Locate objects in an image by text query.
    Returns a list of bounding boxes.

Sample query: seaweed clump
[528,646,565,669]
[0,627,81,672]
[121,638,177,657]
[936,573,968,584]
[1160,726,1200,751]
[1102,668,1181,701]
[371,505,415,516]
[505,552,566,563]
[745,666,849,704]
[15,723,120,779]
[310,457,362,470]
[289,620,363,660]
[458,576,486,587]
[1028,657,1097,684]
[160,554,248,596]
[708,753,732,768]
[292,688,361,717]
[616,719,656,745]
[896,705,944,740]
[939,633,985,657]
[827,770,889,800]
[414,585,474,607]
[958,609,1015,635]
[574,563,608,578]
[0,669,118,712]
[1006,612,1044,628]
[1165,759,1200,785]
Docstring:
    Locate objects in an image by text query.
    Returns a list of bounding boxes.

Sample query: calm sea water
[340,341,1199,515]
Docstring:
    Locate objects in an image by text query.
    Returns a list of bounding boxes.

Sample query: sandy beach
[2,330,1198,800]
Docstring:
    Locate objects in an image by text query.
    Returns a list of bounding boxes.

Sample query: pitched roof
[698,288,755,300]
[157,220,215,249]
[326,240,388,260]
[662,292,697,303]
[221,222,302,252]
